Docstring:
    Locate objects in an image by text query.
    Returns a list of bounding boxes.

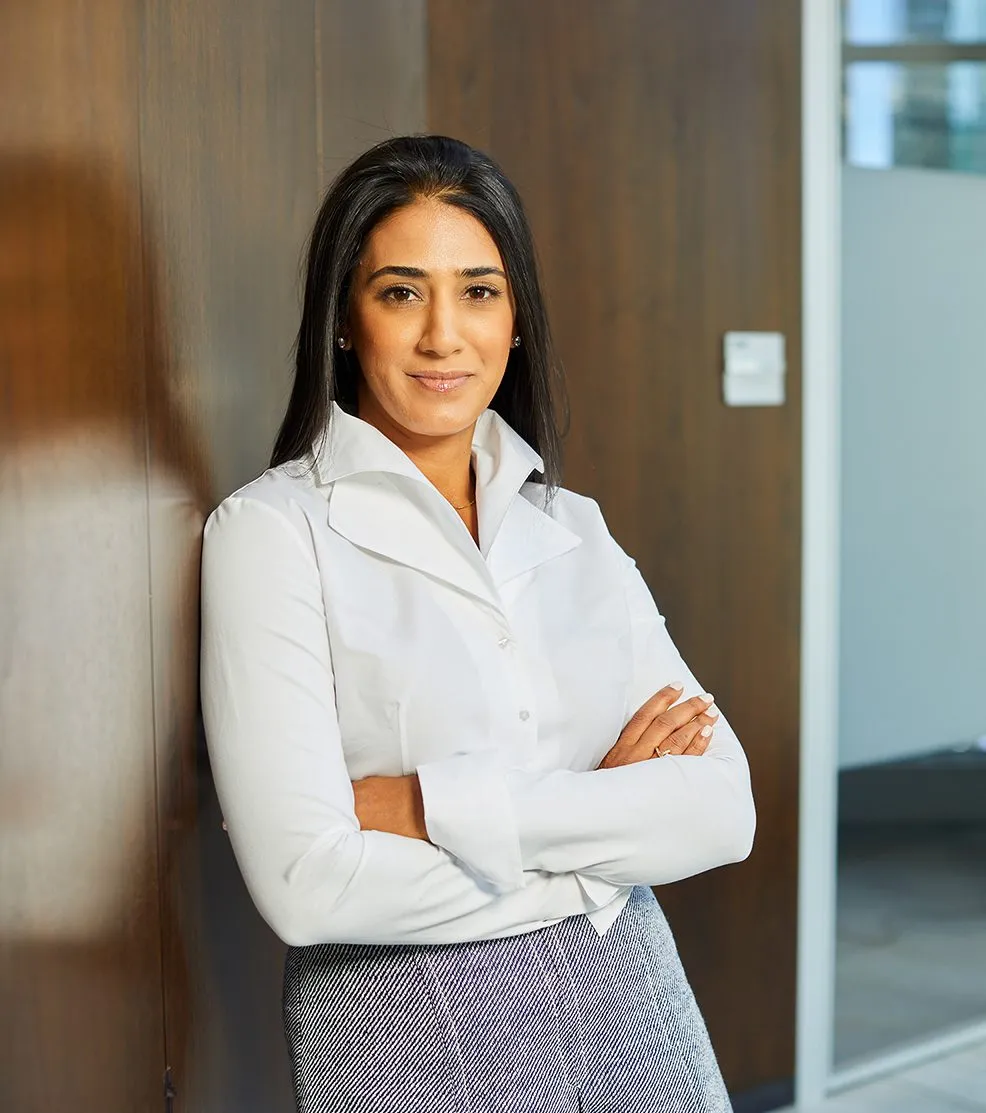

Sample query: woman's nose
[416,295,463,357]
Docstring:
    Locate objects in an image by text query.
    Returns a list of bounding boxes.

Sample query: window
[843,1,986,173]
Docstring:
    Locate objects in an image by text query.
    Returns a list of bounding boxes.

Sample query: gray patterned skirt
[282,885,732,1113]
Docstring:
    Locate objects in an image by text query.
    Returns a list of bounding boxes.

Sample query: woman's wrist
[352,773,429,841]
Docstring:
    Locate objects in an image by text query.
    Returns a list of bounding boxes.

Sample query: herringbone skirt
[282,885,732,1113]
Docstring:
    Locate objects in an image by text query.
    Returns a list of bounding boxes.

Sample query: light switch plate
[723,331,786,406]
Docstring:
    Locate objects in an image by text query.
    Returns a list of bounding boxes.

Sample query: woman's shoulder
[204,460,323,544]
[522,481,609,534]
[525,478,600,520]
[522,482,640,583]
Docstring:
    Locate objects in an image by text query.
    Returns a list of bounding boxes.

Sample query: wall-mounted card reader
[723,331,786,406]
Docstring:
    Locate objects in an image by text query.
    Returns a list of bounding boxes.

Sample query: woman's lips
[408,374,472,393]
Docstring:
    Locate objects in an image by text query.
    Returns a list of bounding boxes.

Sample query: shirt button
[519,709,530,722]
[498,637,511,649]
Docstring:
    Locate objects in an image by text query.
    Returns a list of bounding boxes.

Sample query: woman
[200,135,755,1113]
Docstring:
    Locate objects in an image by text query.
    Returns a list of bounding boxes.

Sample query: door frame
[797,4,986,1104]
[796,0,842,1105]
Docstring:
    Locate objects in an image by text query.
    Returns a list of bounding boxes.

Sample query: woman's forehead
[358,199,504,273]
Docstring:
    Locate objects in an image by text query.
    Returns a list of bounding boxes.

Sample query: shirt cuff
[416,750,525,894]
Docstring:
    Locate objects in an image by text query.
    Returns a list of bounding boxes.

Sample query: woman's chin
[394,390,488,439]
[403,404,483,440]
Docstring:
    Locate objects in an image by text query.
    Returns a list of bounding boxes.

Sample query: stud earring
[511,335,521,348]
[337,336,347,349]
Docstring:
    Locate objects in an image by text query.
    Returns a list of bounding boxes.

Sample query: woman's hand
[597,683,719,770]
[352,773,430,840]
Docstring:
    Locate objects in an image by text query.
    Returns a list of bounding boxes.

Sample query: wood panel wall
[139,3,322,1101]
[430,1,803,1103]
[2,1,800,1108]
[0,3,425,1111]
[0,4,167,1111]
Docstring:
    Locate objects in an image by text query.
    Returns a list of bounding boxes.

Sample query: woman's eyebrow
[366,264,507,282]
[461,265,507,279]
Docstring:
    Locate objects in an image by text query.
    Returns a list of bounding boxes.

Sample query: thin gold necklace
[451,465,476,510]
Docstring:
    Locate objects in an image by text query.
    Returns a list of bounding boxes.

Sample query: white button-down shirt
[200,403,755,947]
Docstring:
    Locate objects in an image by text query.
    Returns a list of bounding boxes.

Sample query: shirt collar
[313,401,544,500]
[312,403,579,598]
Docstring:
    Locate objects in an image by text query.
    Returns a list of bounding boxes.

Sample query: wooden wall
[0,5,168,1110]
[0,3,424,1111]
[429,1,803,1104]
[1,1,800,1109]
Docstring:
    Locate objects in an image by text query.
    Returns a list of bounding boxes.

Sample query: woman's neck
[355,395,477,510]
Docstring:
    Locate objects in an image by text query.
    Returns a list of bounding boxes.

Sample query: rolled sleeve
[416,750,525,894]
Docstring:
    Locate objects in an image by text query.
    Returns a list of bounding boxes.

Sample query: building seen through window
[844,0,986,173]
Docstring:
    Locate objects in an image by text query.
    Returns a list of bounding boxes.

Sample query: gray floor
[834,822,986,1065]
[781,1040,986,1111]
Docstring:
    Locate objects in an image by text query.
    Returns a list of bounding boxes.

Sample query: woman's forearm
[351,774,428,841]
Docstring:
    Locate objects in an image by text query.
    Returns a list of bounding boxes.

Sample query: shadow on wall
[0,154,296,1113]
[0,155,209,1111]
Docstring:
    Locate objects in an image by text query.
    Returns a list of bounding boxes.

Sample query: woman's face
[346,197,516,443]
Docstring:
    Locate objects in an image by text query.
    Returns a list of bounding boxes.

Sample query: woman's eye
[380,285,419,303]
[465,284,502,301]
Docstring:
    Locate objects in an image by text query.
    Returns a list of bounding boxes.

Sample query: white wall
[839,166,986,769]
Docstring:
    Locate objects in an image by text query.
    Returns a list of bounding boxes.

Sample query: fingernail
[701,692,715,704]
[669,681,684,691]
[700,726,713,738]
[706,705,719,719]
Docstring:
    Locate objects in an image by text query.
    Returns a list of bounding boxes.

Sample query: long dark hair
[270,135,567,489]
